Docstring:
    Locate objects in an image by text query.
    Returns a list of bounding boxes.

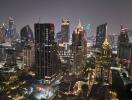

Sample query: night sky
[0,0,132,35]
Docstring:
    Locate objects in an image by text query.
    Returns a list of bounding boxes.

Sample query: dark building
[20,25,34,43]
[61,19,70,43]
[96,23,107,48]
[35,23,59,80]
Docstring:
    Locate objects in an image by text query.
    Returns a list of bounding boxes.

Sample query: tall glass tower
[34,23,59,80]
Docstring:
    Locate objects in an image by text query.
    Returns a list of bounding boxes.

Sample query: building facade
[35,23,59,79]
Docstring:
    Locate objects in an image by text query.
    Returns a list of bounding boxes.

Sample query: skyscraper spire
[75,19,83,32]
[103,24,110,49]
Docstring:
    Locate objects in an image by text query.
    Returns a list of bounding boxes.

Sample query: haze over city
[0,0,132,34]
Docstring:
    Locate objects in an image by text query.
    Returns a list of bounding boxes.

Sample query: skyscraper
[101,26,112,84]
[61,19,70,43]
[72,20,87,74]
[96,23,107,48]
[35,23,59,80]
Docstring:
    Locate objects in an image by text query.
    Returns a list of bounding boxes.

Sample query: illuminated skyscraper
[101,25,112,84]
[35,23,59,80]
[61,19,70,43]
[72,20,87,73]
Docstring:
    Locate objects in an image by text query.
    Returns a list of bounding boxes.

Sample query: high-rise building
[72,20,87,74]
[101,27,112,84]
[35,23,59,80]
[61,19,70,43]
[96,23,107,48]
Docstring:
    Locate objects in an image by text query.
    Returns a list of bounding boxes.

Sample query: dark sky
[0,0,132,35]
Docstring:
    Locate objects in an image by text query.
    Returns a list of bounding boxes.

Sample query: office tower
[0,24,6,43]
[35,23,59,80]
[96,23,107,48]
[61,19,70,43]
[72,20,87,74]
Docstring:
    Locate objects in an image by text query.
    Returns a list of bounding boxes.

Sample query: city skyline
[0,1,132,99]
[0,0,132,34]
